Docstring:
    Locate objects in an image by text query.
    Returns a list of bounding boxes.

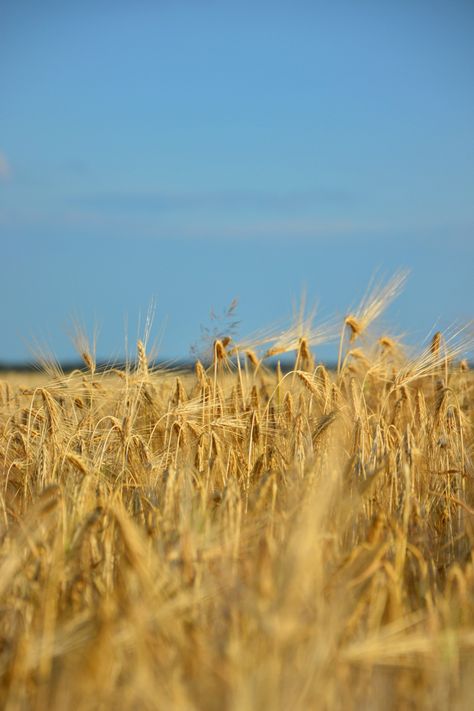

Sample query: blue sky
[0,0,473,363]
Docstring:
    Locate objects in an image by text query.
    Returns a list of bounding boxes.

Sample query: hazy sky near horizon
[0,0,473,363]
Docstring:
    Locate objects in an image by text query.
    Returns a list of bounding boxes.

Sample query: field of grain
[1,277,473,710]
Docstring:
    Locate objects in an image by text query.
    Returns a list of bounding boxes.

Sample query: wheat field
[1,277,473,710]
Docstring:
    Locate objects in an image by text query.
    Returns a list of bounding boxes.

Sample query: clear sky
[1,0,473,363]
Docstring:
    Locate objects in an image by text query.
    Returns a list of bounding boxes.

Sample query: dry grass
[1,282,474,710]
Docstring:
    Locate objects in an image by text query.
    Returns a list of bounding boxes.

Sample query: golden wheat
[0,281,473,710]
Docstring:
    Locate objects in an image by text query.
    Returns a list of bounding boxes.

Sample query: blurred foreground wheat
[1,278,474,710]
